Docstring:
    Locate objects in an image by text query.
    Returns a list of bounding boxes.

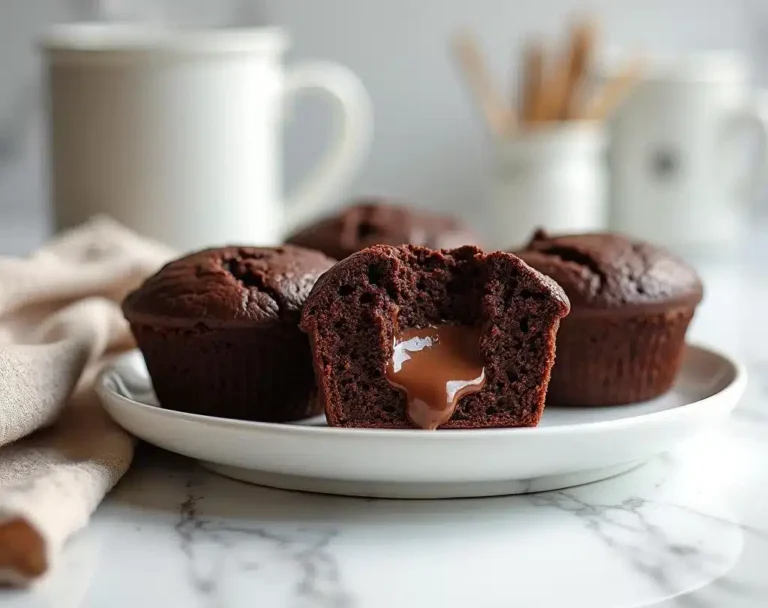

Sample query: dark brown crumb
[300,244,570,429]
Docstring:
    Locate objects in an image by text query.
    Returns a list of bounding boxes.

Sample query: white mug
[606,51,768,250]
[485,122,608,250]
[43,24,373,252]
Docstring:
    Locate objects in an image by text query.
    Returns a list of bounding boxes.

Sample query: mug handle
[719,90,768,205]
[282,61,373,233]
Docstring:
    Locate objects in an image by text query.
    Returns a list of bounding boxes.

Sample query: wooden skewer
[535,51,567,122]
[560,19,598,119]
[578,56,644,121]
[451,30,515,135]
[520,39,548,125]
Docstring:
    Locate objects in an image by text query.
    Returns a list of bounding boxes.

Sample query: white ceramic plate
[97,345,746,499]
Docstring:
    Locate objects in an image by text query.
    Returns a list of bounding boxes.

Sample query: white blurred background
[1,0,767,252]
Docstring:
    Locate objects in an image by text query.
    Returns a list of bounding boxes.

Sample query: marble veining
[530,490,738,597]
[54,433,743,608]
[174,476,352,608]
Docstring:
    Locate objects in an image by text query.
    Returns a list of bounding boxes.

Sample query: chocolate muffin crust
[518,229,703,311]
[123,245,335,328]
[123,245,336,422]
[286,199,481,260]
[517,230,703,406]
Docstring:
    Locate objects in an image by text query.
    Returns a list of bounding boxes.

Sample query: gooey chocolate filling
[384,324,486,430]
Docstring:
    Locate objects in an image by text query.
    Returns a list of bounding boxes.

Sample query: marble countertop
[2,226,768,607]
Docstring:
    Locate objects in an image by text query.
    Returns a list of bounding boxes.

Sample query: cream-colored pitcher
[607,52,768,249]
[44,24,372,252]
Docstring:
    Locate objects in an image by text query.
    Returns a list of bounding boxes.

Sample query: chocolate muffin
[517,230,704,406]
[122,245,336,422]
[285,199,480,260]
[300,245,570,430]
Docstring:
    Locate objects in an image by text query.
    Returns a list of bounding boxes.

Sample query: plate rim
[96,343,747,440]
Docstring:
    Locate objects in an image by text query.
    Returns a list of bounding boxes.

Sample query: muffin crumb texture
[301,244,569,429]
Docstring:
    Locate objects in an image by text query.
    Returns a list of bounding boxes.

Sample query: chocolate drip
[385,325,485,430]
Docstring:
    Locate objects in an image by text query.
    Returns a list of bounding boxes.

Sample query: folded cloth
[0,217,174,586]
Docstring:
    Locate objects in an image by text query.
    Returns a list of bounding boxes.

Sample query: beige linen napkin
[0,217,173,586]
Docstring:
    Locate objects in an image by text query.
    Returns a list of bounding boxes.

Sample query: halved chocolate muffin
[122,245,335,422]
[300,245,570,429]
[517,230,704,406]
[285,198,481,260]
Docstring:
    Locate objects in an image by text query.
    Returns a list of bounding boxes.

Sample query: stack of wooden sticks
[452,18,643,136]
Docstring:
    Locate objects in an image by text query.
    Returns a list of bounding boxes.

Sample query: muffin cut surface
[300,245,570,429]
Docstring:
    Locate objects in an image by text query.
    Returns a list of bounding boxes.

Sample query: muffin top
[123,245,336,329]
[285,198,481,260]
[516,230,703,311]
